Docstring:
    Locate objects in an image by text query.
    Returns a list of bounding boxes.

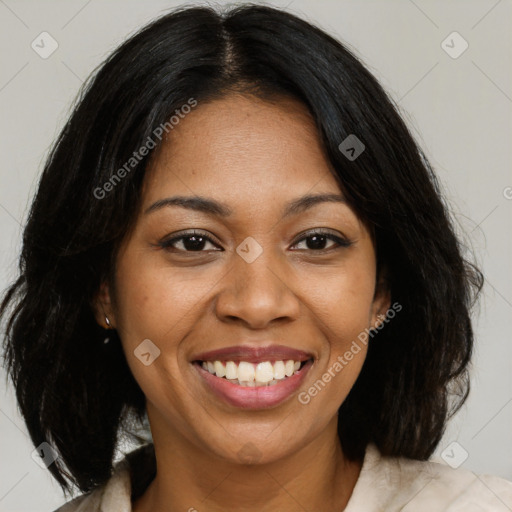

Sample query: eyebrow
[144,192,347,219]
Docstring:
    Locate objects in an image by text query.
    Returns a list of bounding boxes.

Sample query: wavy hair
[0,3,483,496]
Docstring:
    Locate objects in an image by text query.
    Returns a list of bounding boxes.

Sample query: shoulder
[391,453,512,510]
[51,443,155,512]
[52,491,103,512]
[346,443,512,511]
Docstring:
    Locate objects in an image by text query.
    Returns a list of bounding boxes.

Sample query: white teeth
[201,358,307,386]
[225,361,238,380]
[255,362,274,383]
[273,360,285,380]
[284,360,294,377]
[238,361,255,382]
[214,361,226,378]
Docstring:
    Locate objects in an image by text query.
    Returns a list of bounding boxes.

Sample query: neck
[133,416,362,512]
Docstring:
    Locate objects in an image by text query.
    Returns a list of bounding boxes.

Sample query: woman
[1,4,511,511]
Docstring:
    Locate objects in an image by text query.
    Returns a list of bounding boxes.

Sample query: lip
[192,344,313,364]
[194,358,313,409]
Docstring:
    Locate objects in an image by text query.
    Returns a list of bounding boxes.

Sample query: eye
[157,229,353,254]
[290,230,353,252]
[158,230,221,253]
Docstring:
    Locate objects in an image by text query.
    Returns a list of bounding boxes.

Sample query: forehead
[142,93,342,203]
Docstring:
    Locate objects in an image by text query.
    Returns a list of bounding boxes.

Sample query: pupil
[184,236,205,251]
[307,235,326,250]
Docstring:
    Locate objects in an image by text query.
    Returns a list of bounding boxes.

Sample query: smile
[200,359,308,386]
[193,359,313,409]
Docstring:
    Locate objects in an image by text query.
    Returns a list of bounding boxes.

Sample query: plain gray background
[1,0,511,510]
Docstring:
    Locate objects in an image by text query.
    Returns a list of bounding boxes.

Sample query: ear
[91,281,116,329]
[370,265,391,328]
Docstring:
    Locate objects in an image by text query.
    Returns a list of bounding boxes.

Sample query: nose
[214,247,301,329]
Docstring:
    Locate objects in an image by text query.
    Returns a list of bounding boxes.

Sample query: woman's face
[98,93,389,464]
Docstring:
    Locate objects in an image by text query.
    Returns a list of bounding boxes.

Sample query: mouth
[191,345,314,409]
[197,359,310,386]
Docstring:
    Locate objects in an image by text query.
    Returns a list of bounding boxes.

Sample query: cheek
[305,251,376,400]
[309,259,376,343]
[298,289,373,425]
[112,253,201,409]
[113,250,210,345]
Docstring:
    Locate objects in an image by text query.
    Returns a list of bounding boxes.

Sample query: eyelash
[158,229,353,254]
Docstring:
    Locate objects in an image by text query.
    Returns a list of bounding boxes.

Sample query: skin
[94,93,390,512]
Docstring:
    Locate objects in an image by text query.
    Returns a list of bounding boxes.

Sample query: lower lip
[194,360,313,409]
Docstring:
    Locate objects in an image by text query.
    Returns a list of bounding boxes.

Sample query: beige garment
[54,442,512,511]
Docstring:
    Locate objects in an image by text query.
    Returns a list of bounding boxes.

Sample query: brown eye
[159,230,221,252]
[291,230,353,252]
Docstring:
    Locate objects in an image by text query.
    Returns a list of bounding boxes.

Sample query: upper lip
[192,344,313,364]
